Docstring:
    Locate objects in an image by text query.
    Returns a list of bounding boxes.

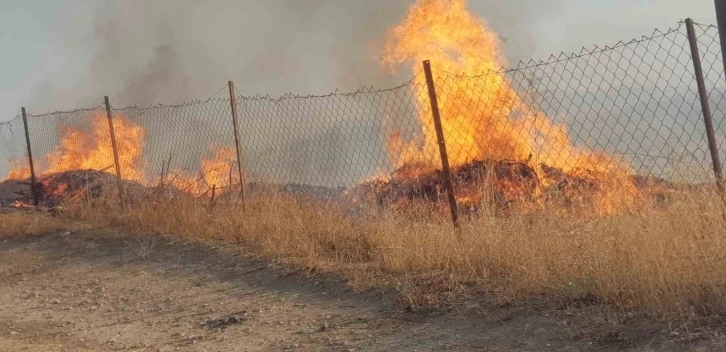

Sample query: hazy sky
[0,0,719,122]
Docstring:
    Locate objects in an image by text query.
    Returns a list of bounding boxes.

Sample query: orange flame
[170,145,242,195]
[381,0,639,215]
[8,158,31,180]
[7,111,146,182]
[5,110,242,198]
[48,112,146,181]
[11,200,33,208]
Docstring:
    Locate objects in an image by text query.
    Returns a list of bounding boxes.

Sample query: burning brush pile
[349,0,696,217]
[0,106,342,208]
[0,168,248,209]
[0,0,707,217]
[353,158,681,217]
[1,170,148,207]
[1,109,247,207]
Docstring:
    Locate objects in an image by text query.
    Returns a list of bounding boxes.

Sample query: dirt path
[0,230,724,352]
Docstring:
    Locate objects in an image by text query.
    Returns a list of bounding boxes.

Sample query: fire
[1,0,644,216]
[8,111,146,182]
[5,110,242,199]
[8,159,31,180]
[380,0,639,215]
[169,145,242,195]
[12,200,33,208]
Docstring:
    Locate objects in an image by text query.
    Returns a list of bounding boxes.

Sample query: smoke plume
[25,0,566,111]
[19,0,570,186]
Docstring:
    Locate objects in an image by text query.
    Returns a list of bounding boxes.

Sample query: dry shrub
[58,188,726,318]
[0,211,69,238]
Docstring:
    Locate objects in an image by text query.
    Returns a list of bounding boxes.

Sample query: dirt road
[1,230,723,351]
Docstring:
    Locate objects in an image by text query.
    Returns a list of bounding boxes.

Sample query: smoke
[25,0,566,111]
[70,0,407,109]
[20,0,571,186]
[468,0,569,63]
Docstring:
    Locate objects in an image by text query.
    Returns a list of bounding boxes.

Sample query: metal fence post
[422,60,459,229]
[686,19,726,202]
[21,107,40,206]
[104,96,125,206]
[227,81,246,202]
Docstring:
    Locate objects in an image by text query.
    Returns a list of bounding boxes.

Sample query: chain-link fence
[0,115,26,181]
[25,107,108,176]
[3,20,726,221]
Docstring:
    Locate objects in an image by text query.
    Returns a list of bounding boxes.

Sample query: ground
[1,229,725,352]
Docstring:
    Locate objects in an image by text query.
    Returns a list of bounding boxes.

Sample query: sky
[0,0,720,122]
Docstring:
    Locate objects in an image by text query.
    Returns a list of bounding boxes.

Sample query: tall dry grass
[0,210,70,238]
[57,188,726,319]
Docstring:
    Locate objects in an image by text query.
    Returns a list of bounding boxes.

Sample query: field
[2,182,726,351]
[3,0,726,350]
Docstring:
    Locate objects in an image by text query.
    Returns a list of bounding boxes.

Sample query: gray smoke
[26,0,566,111]
[77,0,408,108]
[469,0,569,64]
[20,0,578,187]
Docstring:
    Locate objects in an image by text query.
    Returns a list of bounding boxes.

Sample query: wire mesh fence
[24,107,109,177]
[112,98,239,194]
[3,20,726,221]
[237,81,424,189]
[696,22,726,174]
[0,115,26,181]
[434,22,710,183]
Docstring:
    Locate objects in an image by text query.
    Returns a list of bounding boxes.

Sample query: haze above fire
[1,0,721,189]
[1,0,711,115]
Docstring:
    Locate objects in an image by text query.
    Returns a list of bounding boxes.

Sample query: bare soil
[1,229,725,351]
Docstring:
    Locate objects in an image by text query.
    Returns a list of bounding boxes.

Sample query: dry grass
[0,210,70,238]
[52,189,726,320]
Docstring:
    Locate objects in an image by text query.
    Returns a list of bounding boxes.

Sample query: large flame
[381,0,638,214]
[3,0,642,215]
[48,112,147,182]
[5,110,241,197]
[7,111,146,183]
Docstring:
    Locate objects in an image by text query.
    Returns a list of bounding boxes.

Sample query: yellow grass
[51,189,726,318]
[0,210,70,238]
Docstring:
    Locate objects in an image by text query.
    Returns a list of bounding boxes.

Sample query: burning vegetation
[357,159,685,218]
[365,0,656,216]
[4,0,726,331]
[0,0,700,216]
[3,111,243,206]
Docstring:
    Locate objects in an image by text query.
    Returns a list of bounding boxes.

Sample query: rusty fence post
[21,107,40,206]
[227,81,246,202]
[422,60,459,229]
[686,19,726,206]
[104,96,125,207]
